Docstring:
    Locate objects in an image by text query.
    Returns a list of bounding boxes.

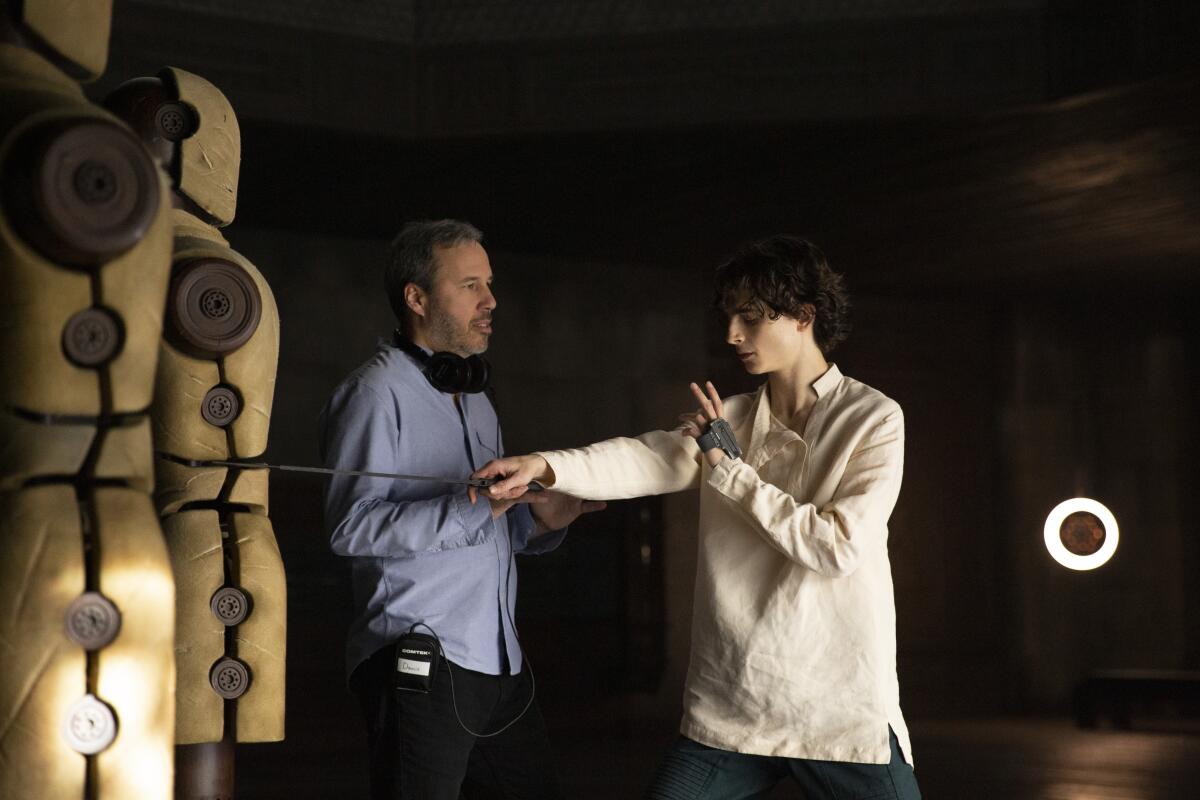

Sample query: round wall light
[1043,497,1119,570]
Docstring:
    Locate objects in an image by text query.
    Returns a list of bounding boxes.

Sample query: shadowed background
[89,1,1200,796]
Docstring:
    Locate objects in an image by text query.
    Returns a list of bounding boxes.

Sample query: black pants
[350,644,562,800]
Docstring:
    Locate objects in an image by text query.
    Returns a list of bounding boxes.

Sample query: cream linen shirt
[538,364,912,765]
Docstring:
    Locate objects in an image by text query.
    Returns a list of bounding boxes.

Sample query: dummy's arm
[322,382,491,557]
[709,408,904,577]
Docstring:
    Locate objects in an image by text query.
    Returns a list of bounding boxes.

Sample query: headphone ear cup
[424,352,467,393]
[463,356,490,394]
[423,352,490,393]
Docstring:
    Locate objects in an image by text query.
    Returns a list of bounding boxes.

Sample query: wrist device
[696,418,742,460]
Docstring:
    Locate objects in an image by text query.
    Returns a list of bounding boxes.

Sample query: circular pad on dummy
[155,102,195,141]
[61,694,118,755]
[61,306,124,367]
[166,258,262,358]
[210,657,251,700]
[210,586,251,626]
[201,385,241,428]
[64,592,122,650]
[1,118,160,267]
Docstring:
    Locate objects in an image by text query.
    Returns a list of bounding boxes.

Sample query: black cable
[406,388,536,738]
[406,501,536,739]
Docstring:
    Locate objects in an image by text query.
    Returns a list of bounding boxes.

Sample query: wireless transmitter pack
[394,629,441,693]
[391,620,536,737]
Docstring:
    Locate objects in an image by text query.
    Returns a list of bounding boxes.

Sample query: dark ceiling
[101,1,1200,136]
[221,71,1199,294]
[93,1,1200,291]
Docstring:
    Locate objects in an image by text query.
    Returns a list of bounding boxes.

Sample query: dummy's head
[1,0,114,82]
[103,67,240,226]
[714,235,851,355]
[386,220,495,356]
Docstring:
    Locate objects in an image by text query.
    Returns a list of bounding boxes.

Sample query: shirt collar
[744,363,843,463]
[813,363,843,399]
[383,335,434,370]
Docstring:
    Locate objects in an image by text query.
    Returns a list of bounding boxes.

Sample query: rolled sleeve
[508,504,567,554]
[321,380,495,557]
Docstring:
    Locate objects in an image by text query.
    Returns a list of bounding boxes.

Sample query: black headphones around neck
[392,331,491,394]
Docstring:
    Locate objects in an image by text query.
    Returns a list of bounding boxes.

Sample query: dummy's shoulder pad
[165,256,262,359]
[2,116,160,267]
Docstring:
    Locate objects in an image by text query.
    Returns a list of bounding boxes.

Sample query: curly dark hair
[713,235,851,354]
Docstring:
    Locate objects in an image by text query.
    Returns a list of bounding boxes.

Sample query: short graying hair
[386,219,484,332]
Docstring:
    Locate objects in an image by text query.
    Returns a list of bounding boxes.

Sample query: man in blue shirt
[320,219,603,799]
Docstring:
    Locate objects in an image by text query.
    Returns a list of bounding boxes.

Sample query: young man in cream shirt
[477,236,921,799]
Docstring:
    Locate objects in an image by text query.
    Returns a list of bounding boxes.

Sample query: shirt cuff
[706,455,745,494]
[455,489,493,535]
[511,504,567,554]
[536,450,579,496]
[524,527,568,554]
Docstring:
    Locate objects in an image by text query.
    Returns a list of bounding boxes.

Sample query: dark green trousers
[645,727,921,800]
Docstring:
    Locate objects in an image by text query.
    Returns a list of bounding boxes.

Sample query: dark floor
[239,486,1200,798]
[231,487,1200,799]
[236,703,1200,799]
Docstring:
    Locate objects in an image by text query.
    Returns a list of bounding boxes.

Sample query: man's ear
[796,303,816,330]
[404,283,427,320]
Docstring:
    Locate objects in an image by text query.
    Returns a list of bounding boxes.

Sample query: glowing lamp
[1043,498,1118,570]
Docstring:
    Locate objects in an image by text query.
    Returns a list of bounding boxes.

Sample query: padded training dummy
[0,2,176,798]
[105,66,285,747]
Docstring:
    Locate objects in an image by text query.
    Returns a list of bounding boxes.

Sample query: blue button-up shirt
[319,340,565,679]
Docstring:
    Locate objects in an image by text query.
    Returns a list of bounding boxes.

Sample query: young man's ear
[796,303,816,330]
[404,283,427,321]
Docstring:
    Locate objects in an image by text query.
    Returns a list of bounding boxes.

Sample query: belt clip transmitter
[394,631,440,693]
